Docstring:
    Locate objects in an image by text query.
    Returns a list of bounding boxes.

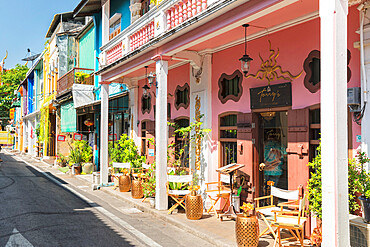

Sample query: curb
[7,150,234,247]
[95,184,234,247]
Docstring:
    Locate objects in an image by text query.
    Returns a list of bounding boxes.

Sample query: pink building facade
[96,0,362,228]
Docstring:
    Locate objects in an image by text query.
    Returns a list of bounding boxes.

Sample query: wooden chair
[111,162,131,189]
[254,185,302,242]
[166,174,191,214]
[271,194,307,247]
[205,174,231,218]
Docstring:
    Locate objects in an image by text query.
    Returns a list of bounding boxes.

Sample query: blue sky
[0,0,81,69]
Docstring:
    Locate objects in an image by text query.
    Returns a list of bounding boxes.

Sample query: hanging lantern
[239,24,253,77]
[84,119,94,127]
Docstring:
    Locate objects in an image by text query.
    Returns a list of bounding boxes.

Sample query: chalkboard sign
[250,82,292,109]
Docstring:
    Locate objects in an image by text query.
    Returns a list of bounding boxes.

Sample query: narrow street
[0,152,213,247]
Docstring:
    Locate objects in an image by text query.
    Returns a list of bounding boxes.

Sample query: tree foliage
[0,64,28,122]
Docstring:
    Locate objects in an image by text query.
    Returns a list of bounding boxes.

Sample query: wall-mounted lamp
[142,66,157,97]
[147,71,156,86]
[239,24,253,77]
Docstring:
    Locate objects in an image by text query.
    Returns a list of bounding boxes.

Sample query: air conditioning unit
[350,214,370,247]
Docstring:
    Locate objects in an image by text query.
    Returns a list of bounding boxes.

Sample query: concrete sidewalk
[8,150,311,247]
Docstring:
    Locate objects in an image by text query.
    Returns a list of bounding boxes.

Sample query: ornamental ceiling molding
[247,40,302,87]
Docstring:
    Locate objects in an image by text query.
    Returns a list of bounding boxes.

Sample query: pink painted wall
[211,8,361,154]
[348,6,361,152]
[137,64,190,133]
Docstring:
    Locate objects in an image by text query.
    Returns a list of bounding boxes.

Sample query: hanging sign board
[73,133,83,141]
[108,134,117,141]
[250,82,292,109]
[148,149,155,156]
[57,135,66,142]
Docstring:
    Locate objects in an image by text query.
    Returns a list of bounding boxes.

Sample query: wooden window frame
[174,83,190,110]
[218,112,240,167]
[141,93,151,114]
[218,70,243,104]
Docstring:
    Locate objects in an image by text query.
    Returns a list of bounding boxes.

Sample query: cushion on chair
[168,190,190,196]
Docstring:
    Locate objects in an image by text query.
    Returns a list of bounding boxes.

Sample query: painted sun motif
[247,40,302,85]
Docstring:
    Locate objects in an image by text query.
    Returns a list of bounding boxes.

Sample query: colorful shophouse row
[89,0,367,218]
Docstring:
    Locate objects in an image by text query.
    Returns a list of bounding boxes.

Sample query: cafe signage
[250,82,292,109]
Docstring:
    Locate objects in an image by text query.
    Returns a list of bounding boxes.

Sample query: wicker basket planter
[131,180,144,199]
[185,193,203,220]
[119,175,131,192]
[235,214,259,247]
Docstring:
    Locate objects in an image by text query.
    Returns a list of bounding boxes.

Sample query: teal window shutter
[61,101,77,132]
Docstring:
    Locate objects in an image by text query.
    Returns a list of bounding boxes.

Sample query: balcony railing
[57,68,94,95]
[100,0,220,67]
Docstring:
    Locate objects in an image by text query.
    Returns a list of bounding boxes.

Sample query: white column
[100,82,110,184]
[129,83,140,147]
[154,57,169,210]
[102,0,110,46]
[361,9,370,169]
[320,1,349,246]
[189,54,213,186]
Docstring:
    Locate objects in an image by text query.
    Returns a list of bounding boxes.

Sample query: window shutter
[287,108,310,191]
[236,113,255,201]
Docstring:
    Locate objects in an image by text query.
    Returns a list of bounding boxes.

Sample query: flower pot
[185,194,203,220]
[131,180,144,199]
[235,214,259,247]
[119,175,131,192]
[359,196,370,223]
[73,164,81,175]
[82,163,94,174]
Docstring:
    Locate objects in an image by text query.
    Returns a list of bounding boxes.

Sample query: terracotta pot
[131,180,144,199]
[119,175,131,192]
[73,165,81,175]
[235,214,259,247]
[185,194,203,220]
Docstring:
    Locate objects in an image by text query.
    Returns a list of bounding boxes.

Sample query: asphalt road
[0,152,213,247]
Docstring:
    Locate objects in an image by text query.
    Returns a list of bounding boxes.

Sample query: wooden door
[287,108,310,237]
[287,108,309,190]
[236,113,258,202]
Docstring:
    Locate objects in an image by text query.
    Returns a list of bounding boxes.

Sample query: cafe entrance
[257,111,288,196]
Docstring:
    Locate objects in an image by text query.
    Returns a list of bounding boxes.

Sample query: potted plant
[185,172,202,220]
[75,140,94,174]
[68,144,83,175]
[235,202,259,247]
[142,163,156,207]
[307,142,362,246]
[353,151,370,223]
[56,153,68,167]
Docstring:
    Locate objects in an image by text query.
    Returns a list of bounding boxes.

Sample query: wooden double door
[236,108,309,200]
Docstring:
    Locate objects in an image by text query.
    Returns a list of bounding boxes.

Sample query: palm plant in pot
[68,144,83,175]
